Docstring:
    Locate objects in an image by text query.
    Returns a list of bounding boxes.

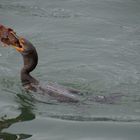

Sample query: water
[0,0,140,139]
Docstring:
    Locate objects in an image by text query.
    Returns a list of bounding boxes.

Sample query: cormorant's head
[12,38,36,56]
[11,38,25,52]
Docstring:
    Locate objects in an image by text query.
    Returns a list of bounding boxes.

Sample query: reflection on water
[0,94,35,140]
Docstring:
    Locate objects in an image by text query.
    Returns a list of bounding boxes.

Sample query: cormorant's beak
[12,38,25,52]
[8,32,25,52]
[12,45,24,52]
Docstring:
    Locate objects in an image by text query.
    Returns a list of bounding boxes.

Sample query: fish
[0,24,23,48]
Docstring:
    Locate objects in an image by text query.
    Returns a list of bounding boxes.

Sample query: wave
[47,114,140,123]
[0,3,85,18]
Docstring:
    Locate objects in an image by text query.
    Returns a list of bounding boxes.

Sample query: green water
[0,0,140,139]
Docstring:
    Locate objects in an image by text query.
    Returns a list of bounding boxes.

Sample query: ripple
[0,77,20,92]
[0,3,86,18]
[48,114,140,123]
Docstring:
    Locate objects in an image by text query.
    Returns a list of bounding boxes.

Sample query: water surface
[0,0,140,139]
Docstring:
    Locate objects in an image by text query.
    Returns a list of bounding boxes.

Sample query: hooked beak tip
[12,45,24,52]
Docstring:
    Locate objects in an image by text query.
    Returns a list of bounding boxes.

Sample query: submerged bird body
[16,38,79,103]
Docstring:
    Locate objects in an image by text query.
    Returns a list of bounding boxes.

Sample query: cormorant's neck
[20,40,39,86]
